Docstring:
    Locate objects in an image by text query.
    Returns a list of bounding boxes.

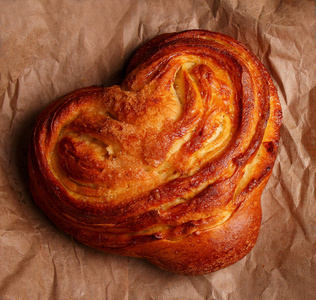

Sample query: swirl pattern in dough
[28,30,282,275]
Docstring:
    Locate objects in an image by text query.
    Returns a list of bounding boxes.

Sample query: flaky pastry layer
[28,30,282,275]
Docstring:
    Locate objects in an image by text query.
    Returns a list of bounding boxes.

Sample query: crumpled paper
[1,0,315,299]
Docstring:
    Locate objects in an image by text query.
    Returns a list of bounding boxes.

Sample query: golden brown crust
[28,30,282,275]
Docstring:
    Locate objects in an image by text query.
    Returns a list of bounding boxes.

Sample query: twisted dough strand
[29,30,282,275]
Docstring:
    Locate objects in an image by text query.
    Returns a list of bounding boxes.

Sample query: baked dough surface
[28,30,282,275]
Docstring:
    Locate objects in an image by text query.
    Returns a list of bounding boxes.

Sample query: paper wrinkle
[6,79,20,129]
[187,275,215,299]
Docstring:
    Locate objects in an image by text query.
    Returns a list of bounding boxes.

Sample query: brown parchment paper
[1,0,316,299]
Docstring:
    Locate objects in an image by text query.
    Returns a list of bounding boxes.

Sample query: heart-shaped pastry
[28,30,282,275]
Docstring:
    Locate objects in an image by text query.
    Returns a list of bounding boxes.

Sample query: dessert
[28,30,282,275]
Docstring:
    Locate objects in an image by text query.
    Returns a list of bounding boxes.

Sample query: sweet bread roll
[28,30,282,275]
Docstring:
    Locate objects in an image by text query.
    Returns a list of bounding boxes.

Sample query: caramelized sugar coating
[28,30,282,275]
